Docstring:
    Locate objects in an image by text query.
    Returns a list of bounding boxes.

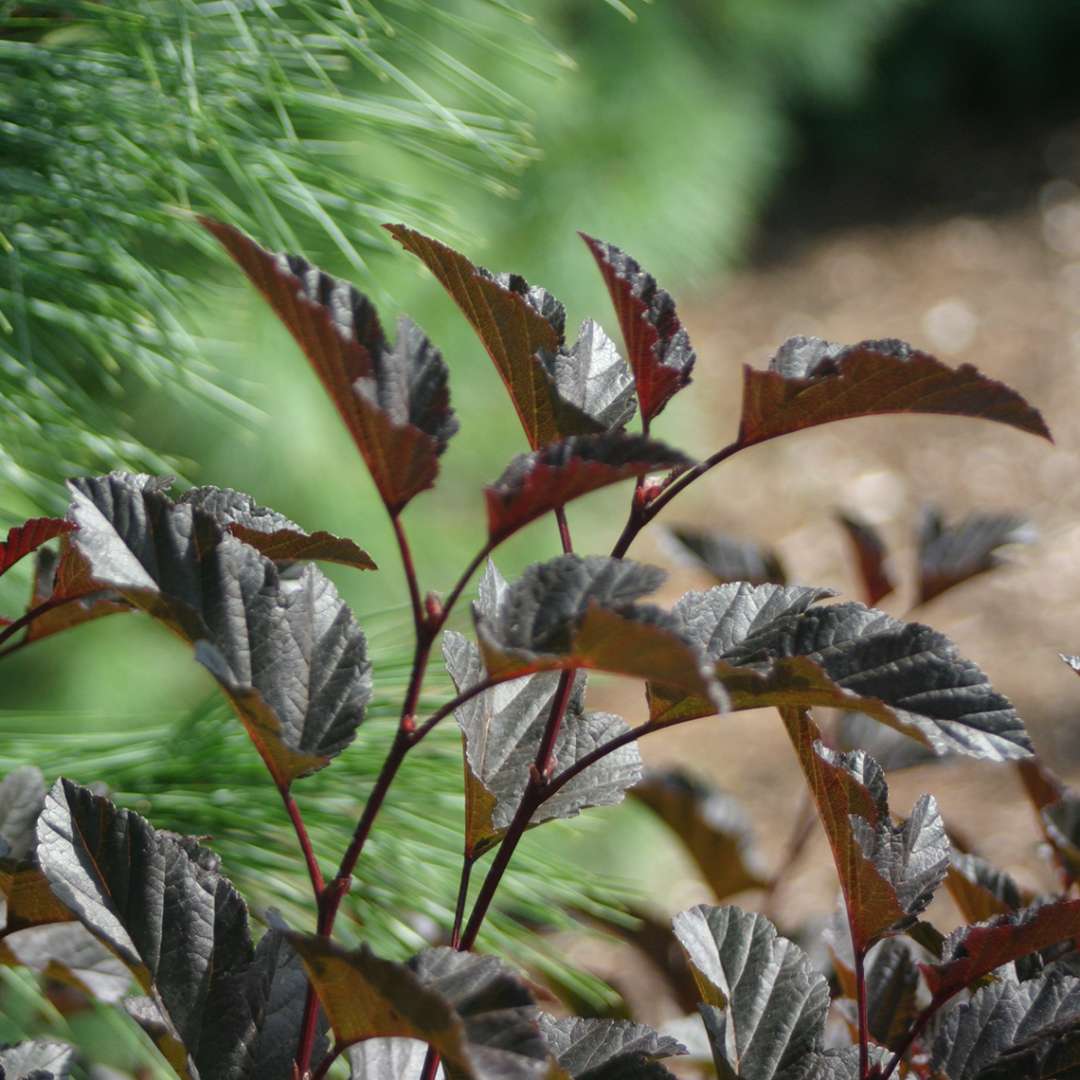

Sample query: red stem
[877,1001,941,1080]
[282,790,324,898]
[853,946,870,1080]
[392,513,425,639]
[0,592,94,653]
[610,440,742,558]
[458,669,577,950]
[310,1042,344,1080]
[419,1046,441,1080]
[450,854,475,949]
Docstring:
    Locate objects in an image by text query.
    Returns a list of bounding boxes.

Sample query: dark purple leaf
[923,900,1080,1000]
[23,546,130,645]
[737,336,1051,449]
[630,770,769,901]
[1043,798,1080,885]
[0,518,73,580]
[537,1015,684,1079]
[486,434,690,543]
[672,904,830,1079]
[835,512,895,606]
[856,938,923,1053]
[35,779,258,1079]
[652,582,1031,762]
[288,938,555,1079]
[580,235,695,423]
[68,473,372,786]
[917,506,1035,605]
[946,853,1033,925]
[932,965,1080,1079]
[473,555,724,710]
[180,486,375,570]
[386,224,602,448]
[785,712,950,952]
[204,219,457,512]
[835,711,938,772]
[662,527,787,587]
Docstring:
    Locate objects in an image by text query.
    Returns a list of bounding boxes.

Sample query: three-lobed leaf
[736,335,1051,449]
[204,219,457,512]
[386,223,604,448]
[473,555,724,712]
[580,235,695,424]
[67,473,373,787]
[486,435,689,544]
[784,711,950,952]
[650,582,1031,762]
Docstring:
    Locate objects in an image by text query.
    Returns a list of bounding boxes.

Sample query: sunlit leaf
[550,320,637,431]
[288,938,557,1078]
[180,486,376,570]
[0,518,73,581]
[785,711,949,952]
[35,779,259,1079]
[662,527,786,587]
[946,853,1032,925]
[68,473,373,787]
[917,506,1035,605]
[651,582,1031,762]
[736,336,1051,449]
[672,904,829,1080]
[473,555,723,710]
[835,512,894,607]
[386,224,602,448]
[932,965,1080,1079]
[205,219,457,512]
[0,1040,75,1078]
[537,1015,685,1079]
[0,923,130,1003]
[923,900,1080,1000]
[580,235,695,423]
[486,435,689,543]
[630,770,769,901]
[348,1038,434,1078]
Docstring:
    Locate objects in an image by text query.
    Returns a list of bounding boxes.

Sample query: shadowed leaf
[932,966,1080,1079]
[835,512,894,606]
[651,582,1031,762]
[35,779,259,1079]
[946,853,1032,924]
[737,336,1051,449]
[486,435,690,543]
[0,518,73,580]
[68,473,372,787]
[662,527,787,587]
[0,767,44,862]
[672,904,830,1080]
[288,939,557,1078]
[630,770,769,901]
[917,506,1035,605]
[24,546,130,645]
[862,939,922,1052]
[180,486,375,570]
[784,711,950,952]
[1043,799,1080,885]
[580,235,695,423]
[0,1040,75,1078]
[473,556,723,710]
[205,220,457,512]
[537,1015,684,1079]
[834,711,937,772]
[386,224,601,448]
[923,900,1080,1000]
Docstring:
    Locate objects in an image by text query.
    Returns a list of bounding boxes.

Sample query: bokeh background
[4,0,1080,1069]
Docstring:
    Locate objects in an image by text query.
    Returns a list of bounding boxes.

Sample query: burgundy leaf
[662,526,787,587]
[737,336,1051,449]
[917,506,1035,605]
[0,518,73,580]
[203,218,456,513]
[23,546,130,645]
[923,899,1080,1000]
[486,434,690,543]
[836,512,895,606]
[945,853,1032,924]
[386,223,602,448]
[580,234,695,423]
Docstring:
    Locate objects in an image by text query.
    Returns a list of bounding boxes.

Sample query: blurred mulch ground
[575,123,1080,1034]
